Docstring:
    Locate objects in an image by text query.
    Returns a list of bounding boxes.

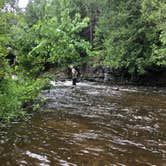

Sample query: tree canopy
[95,0,166,76]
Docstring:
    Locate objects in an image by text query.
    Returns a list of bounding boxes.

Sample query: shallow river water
[0,81,166,166]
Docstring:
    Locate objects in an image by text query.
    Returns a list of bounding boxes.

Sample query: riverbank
[82,65,166,86]
[47,65,166,87]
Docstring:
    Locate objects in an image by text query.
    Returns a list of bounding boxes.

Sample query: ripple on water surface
[0,81,166,165]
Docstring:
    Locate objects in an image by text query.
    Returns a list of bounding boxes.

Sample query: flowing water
[0,81,166,166]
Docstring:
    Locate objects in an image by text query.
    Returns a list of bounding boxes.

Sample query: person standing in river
[70,65,78,86]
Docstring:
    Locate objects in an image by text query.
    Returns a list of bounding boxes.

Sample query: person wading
[70,65,78,86]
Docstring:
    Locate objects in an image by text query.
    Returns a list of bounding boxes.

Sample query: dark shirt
[6,53,15,65]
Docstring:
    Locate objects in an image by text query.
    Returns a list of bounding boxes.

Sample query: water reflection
[0,81,166,165]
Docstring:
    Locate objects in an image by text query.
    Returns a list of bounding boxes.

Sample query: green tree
[13,0,90,76]
[95,0,166,77]
[0,0,17,80]
[72,0,102,45]
[0,0,48,122]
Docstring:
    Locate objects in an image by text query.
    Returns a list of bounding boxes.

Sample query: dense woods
[0,0,166,121]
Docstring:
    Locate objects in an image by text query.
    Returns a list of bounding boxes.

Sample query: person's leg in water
[72,78,77,86]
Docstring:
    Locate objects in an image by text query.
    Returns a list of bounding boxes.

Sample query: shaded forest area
[0,0,166,121]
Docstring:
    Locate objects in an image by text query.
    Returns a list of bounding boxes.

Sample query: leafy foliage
[95,0,166,76]
[0,75,47,122]
[13,0,91,77]
[0,0,47,122]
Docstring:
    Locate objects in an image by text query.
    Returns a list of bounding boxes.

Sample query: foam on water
[50,80,107,89]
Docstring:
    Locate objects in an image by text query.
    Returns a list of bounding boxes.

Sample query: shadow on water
[0,81,166,165]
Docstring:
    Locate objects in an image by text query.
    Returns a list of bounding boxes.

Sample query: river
[0,81,166,165]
